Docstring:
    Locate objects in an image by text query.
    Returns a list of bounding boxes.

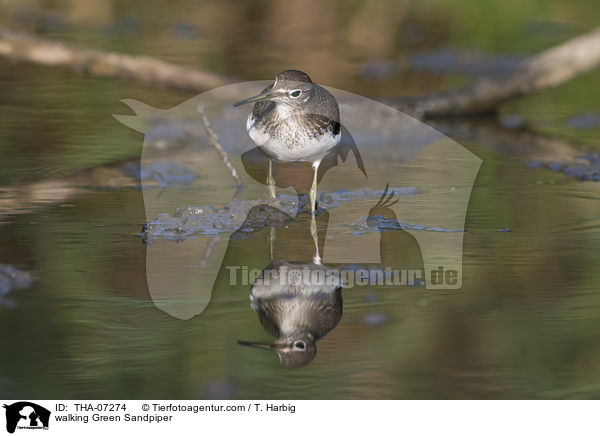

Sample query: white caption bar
[1,400,597,435]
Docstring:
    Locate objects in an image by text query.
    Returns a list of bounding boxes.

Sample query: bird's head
[233,70,314,109]
[238,331,317,369]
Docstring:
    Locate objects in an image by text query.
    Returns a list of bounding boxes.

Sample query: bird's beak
[237,340,281,351]
[233,89,275,107]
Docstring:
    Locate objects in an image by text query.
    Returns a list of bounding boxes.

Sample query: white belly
[246,112,341,163]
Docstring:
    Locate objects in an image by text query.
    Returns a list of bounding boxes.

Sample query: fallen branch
[197,105,243,187]
[0,26,232,92]
[396,27,600,118]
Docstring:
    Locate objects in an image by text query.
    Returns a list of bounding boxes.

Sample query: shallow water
[2,0,600,399]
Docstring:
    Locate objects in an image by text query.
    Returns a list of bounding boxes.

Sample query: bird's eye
[290,90,302,98]
[294,341,306,350]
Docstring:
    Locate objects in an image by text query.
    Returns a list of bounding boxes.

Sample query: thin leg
[311,213,321,264]
[268,226,276,262]
[309,160,320,215]
[267,158,276,260]
[310,160,321,264]
[267,159,276,199]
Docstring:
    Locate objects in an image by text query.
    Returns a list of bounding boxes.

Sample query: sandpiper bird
[238,260,343,368]
[233,70,341,217]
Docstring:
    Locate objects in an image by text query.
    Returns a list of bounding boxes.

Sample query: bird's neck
[273,102,298,120]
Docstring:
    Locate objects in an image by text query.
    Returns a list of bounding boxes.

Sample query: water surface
[1,0,600,399]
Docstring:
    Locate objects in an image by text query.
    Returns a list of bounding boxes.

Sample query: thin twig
[199,236,221,268]
[197,105,243,187]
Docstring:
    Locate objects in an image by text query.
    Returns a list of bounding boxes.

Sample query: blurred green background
[1,0,600,399]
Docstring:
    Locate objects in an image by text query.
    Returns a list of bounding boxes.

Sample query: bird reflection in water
[238,260,343,369]
[235,182,423,368]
